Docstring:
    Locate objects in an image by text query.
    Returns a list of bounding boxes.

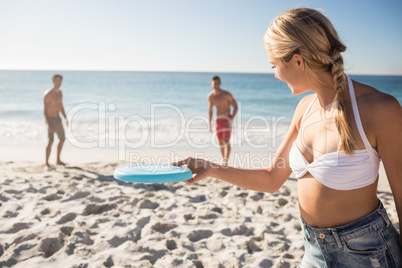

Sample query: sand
[0,146,398,267]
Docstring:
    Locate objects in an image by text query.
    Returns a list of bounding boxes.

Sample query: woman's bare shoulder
[354,81,401,136]
[354,81,401,115]
[293,94,316,131]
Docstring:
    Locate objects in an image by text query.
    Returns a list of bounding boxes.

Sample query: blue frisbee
[114,164,192,183]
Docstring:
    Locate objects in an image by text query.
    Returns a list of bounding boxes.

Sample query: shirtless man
[44,74,68,167]
[207,76,238,166]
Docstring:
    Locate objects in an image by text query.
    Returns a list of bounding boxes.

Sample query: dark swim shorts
[48,116,65,141]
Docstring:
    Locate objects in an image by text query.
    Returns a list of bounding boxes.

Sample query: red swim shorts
[215,115,232,140]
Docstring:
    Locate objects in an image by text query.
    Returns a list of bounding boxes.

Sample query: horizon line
[0,68,401,77]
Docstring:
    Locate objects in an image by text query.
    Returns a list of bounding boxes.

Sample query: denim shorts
[299,200,402,268]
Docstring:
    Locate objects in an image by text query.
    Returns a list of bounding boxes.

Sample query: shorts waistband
[301,200,390,246]
[216,114,232,120]
[48,116,61,121]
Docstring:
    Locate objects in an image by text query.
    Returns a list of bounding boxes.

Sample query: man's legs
[218,138,230,167]
[224,138,231,166]
[46,138,53,167]
[216,118,232,166]
[55,118,66,165]
[56,139,65,165]
[46,124,55,167]
[218,138,225,158]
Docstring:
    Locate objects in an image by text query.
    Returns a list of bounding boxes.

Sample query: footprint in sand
[188,195,206,203]
[187,230,213,242]
[211,207,223,214]
[131,198,139,206]
[71,231,94,245]
[60,226,74,236]
[268,240,290,252]
[251,192,264,201]
[220,190,228,197]
[193,260,204,268]
[103,255,114,268]
[184,214,195,221]
[12,233,37,245]
[138,248,167,265]
[43,193,62,201]
[151,223,178,234]
[4,210,19,218]
[199,214,218,220]
[108,236,127,247]
[4,189,21,194]
[41,208,51,215]
[256,206,263,214]
[13,243,36,257]
[0,257,17,267]
[40,237,64,258]
[3,222,32,234]
[113,220,126,227]
[293,222,302,231]
[63,191,90,202]
[166,239,177,250]
[108,216,150,247]
[83,204,116,215]
[277,198,288,207]
[65,243,76,255]
[280,186,291,196]
[138,200,159,209]
[71,175,85,181]
[255,259,273,268]
[283,253,294,259]
[221,224,254,237]
[237,192,248,198]
[246,237,263,253]
[56,213,77,224]
[0,194,9,202]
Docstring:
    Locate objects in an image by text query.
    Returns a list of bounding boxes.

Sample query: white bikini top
[289,75,381,190]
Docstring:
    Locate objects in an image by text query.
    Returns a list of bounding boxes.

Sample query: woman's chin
[288,84,297,94]
[288,85,309,95]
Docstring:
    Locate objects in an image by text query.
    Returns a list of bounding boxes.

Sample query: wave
[0,116,290,152]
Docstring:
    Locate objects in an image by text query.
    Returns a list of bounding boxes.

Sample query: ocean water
[0,71,401,152]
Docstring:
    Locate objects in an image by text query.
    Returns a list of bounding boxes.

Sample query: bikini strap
[346,75,373,152]
[301,94,317,125]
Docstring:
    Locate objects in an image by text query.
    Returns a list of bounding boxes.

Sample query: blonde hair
[264,8,355,154]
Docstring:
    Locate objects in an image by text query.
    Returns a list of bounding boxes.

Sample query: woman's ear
[293,54,305,71]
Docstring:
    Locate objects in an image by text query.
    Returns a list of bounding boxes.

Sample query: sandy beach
[0,146,398,267]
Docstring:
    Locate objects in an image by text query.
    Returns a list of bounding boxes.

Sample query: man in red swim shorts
[207,76,238,166]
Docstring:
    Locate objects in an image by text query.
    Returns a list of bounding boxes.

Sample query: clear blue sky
[0,0,401,75]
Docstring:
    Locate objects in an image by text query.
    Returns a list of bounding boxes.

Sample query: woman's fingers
[171,157,192,167]
[172,157,210,184]
[185,170,207,185]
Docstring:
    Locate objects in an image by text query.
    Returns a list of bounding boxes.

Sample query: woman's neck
[309,71,347,110]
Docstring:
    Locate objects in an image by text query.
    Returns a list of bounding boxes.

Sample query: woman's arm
[175,125,295,193]
[374,94,402,243]
[173,95,315,193]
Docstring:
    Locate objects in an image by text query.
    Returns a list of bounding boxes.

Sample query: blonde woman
[173,8,402,267]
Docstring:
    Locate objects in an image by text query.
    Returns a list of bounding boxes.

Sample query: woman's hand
[172,157,217,184]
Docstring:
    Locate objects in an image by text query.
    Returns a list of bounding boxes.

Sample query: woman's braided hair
[264,8,355,154]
